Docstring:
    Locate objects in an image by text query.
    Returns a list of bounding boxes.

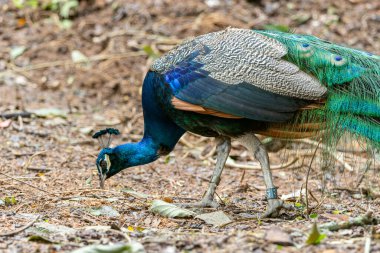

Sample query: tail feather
[340,116,380,143]
[256,30,380,147]
[328,94,380,118]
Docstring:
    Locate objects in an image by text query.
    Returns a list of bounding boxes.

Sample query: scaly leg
[237,134,293,217]
[179,137,231,208]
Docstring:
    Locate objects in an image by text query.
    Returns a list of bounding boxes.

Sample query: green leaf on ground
[150,200,195,218]
[10,46,26,59]
[26,0,38,8]
[12,0,24,8]
[309,213,318,219]
[142,45,159,59]
[306,222,326,245]
[59,19,73,29]
[4,196,17,206]
[60,0,78,18]
[332,210,342,215]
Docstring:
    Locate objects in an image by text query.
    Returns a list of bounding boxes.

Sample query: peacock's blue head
[93,128,122,188]
[95,143,151,188]
[93,128,160,188]
[96,148,119,188]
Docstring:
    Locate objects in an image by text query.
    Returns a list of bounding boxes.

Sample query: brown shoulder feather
[171,97,243,119]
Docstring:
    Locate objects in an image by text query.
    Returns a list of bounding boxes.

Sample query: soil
[0,0,380,252]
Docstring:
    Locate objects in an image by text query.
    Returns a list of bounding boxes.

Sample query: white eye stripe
[104,154,111,171]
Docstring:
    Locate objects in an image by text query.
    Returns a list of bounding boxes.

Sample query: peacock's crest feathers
[92,128,120,149]
[92,128,120,139]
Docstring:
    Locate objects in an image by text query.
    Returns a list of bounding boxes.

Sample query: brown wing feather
[171,97,243,119]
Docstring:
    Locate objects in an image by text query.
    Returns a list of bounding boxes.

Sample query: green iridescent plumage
[256,30,380,146]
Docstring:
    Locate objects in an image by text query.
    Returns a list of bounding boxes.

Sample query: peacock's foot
[261,198,294,218]
[178,197,220,209]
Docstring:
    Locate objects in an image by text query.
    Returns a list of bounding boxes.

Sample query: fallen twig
[9,51,145,73]
[320,211,378,231]
[213,157,298,170]
[199,145,216,160]
[0,112,33,119]
[333,187,380,199]
[364,233,372,253]
[179,135,194,148]
[356,160,372,188]
[23,150,48,170]
[0,171,54,196]
[0,215,40,237]
[27,166,51,172]
[293,139,354,171]
[305,141,321,216]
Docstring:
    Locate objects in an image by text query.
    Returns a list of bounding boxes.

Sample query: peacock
[94,28,380,217]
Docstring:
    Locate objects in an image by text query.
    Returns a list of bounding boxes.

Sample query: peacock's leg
[237,134,292,217]
[179,137,231,208]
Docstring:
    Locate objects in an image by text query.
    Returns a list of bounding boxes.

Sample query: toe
[261,199,292,218]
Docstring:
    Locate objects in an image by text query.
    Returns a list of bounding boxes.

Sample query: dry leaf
[150,200,195,218]
[196,211,232,227]
[0,119,12,129]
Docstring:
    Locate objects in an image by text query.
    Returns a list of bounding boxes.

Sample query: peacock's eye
[100,159,107,170]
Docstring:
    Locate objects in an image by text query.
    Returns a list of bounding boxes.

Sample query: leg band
[266,187,278,199]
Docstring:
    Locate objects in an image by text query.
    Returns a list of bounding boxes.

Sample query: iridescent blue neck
[112,71,185,170]
[141,71,185,152]
[112,136,160,168]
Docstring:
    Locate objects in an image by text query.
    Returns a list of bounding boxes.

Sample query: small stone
[264,228,294,246]
[290,231,304,237]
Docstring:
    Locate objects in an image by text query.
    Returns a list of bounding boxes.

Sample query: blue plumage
[165,51,208,93]
[94,28,380,217]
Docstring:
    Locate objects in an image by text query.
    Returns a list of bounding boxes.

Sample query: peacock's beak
[97,154,111,189]
[97,164,107,189]
[99,173,106,189]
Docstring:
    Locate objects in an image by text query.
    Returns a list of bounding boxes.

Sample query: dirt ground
[1,0,380,252]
